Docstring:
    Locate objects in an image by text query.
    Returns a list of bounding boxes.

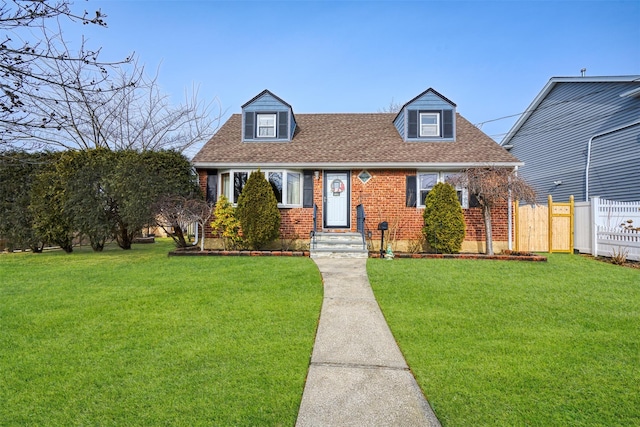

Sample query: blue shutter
[244,112,255,140]
[406,175,417,207]
[408,110,418,139]
[443,110,453,138]
[303,170,314,208]
[278,111,288,139]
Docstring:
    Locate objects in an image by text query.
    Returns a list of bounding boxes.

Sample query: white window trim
[256,113,277,138]
[358,170,372,184]
[219,169,303,208]
[417,171,469,209]
[419,112,440,137]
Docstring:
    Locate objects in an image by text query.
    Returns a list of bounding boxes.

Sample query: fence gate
[515,203,548,252]
[548,195,574,253]
[515,195,574,253]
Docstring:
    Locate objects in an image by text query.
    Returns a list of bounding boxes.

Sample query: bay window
[220,169,302,207]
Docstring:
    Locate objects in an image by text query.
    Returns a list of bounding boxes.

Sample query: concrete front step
[310,232,368,259]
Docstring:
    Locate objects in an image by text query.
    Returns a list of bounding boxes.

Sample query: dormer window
[395,89,457,141]
[420,112,440,137]
[257,113,276,138]
[405,109,454,140]
[243,110,292,141]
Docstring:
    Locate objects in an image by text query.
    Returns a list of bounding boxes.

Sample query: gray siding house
[501,76,640,202]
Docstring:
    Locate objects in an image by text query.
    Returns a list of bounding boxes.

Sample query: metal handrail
[356,204,366,250]
[311,203,318,249]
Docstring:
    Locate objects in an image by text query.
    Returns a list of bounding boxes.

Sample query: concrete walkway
[296,258,441,427]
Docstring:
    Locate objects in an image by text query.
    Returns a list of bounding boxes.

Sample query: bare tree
[16,54,221,152]
[378,97,403,113]
[156,195,213,250]
[449,167,537,255]
[0,0,134,147]
[155,195,194,248]
[184,198,214,251]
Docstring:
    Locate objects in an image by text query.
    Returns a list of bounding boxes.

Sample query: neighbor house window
[420,112,440,137]
[257,113,276,138]
[418,173,438,206]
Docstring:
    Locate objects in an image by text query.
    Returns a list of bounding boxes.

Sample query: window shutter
[206,171,218,204]
[303,170,314,208]
[244,112,255,140]
[407,110,418,139]
[406,175,417,207]
[278,111,288,139]
[443,110,453,138]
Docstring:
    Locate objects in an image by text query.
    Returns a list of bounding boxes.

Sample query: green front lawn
[0,241,322,426]
[368,255,640,426]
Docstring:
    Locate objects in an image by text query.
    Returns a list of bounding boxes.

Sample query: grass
[368,254,640,427]
[0,240,323,426]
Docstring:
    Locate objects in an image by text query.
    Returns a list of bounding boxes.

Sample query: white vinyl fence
[585,197,640,261]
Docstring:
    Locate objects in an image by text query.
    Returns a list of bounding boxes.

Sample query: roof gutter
[585,120,640,202]
[192,161,524,169]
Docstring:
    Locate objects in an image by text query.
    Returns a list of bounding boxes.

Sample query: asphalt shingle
[193,113,520,166]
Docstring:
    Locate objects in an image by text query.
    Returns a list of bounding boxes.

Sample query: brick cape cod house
[193,88,522,253]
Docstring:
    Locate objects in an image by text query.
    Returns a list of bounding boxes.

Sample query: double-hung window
[257,113,276,138]
[286,172,301,205]
[418,173,438,206]
[233,172,248,203]
[268,172,283,203]
[413,172,469,208]
[443,173,469,209]
[420,112,440,137]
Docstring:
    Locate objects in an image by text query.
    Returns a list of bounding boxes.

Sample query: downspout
[192,222,199,246]
[507,167,516,251]
[585,120,640,202]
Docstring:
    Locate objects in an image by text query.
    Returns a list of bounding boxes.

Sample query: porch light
[314,170,320,180]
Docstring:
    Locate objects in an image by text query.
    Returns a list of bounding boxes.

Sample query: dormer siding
[395,89,456,142]
[242,91,296,142]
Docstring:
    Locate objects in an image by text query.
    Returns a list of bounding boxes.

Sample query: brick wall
[198,168,512,248]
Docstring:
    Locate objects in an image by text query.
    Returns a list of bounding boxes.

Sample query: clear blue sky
[67,0,639,152]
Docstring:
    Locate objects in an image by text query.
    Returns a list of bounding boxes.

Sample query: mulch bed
[169,247,546,261]
[169,249,310,257]
[370,252,547,261]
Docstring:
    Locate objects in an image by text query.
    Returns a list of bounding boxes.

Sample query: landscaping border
[169,249,311,257]
[169,248,546,261]
[370,252,547,261]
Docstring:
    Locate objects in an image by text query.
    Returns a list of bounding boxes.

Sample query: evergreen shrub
[422,182,466,253]
[211,195,242,250]
[236,170,281,249]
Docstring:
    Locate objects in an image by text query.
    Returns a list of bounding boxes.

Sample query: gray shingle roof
[193,112,521,167]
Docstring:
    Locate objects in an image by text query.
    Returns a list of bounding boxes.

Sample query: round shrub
[422,182,465,253]
[235,170,281,250]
